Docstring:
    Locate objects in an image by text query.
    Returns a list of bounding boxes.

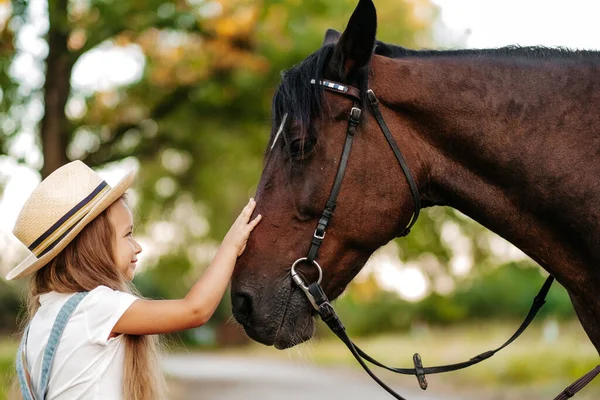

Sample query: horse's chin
[273,310,316,350]
[273,288,316,349]
[242,286,316,349]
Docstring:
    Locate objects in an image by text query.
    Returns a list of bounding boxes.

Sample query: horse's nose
[231,291,254,326]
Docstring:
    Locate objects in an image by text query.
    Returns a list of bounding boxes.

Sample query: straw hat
[5,160,136,280]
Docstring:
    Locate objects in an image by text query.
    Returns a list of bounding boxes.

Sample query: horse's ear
[323,29,341,46]
[330,0,377,79]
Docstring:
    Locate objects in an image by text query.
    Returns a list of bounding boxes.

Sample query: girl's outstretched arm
[112,198,261,335]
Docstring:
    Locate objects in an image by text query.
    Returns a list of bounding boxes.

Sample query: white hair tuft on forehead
[270,113,288,152]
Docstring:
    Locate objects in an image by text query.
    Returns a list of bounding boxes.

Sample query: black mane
[268,42,600,155]
[375,42,600,59]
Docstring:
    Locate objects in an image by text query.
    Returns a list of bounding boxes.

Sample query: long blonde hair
[12,197,167,400]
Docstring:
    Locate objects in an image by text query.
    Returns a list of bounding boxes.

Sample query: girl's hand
[223,198,262,256]
[114,198,262,337]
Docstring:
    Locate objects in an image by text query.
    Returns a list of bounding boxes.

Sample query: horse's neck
[371,55,600,287]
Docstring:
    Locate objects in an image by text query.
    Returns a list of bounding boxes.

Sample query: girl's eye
[126,232,133,237]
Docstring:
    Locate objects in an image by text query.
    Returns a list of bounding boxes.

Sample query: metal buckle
[313,229,325,240]
[290,257,323,310]
[366,89,378,105]
[350,107,362,122]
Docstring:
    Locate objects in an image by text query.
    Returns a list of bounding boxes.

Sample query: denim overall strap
[37,292,89,399]
[16,292,89,400]
[16,324,36,400]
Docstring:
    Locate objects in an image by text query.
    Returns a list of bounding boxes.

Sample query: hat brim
[5,171,136,281]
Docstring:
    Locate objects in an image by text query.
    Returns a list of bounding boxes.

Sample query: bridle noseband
[287,79,597,400]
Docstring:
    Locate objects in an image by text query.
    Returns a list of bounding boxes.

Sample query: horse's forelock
[268,43,377,159]
[272,45,333,137]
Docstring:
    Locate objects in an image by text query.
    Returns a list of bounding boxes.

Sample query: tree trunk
[40,0,72,178]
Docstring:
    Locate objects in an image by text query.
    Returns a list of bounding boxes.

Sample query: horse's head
[231,0,422,349]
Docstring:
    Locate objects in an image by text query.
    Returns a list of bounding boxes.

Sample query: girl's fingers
[242,198,256,218]
[249,214,262,227]
[237,200,254,223]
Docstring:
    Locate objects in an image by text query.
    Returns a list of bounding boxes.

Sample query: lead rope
[304,276,554,397]
[306,282,409,400]
[554,365,600,400]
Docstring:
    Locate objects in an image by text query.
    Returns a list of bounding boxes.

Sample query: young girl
[6,160,261,400]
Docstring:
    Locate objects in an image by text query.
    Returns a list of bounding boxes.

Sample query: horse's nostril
[232,291,253,325]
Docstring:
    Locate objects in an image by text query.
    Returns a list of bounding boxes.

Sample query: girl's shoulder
[40,285,129,302]
[83,285,139,307]
[80,286,139,345]
[89,285,124,295]
[39,286,138,313]
[39,290,71,305]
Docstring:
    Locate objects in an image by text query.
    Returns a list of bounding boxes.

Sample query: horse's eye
[289,138,315,159]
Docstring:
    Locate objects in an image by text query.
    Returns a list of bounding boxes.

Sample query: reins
[289,78,600,400]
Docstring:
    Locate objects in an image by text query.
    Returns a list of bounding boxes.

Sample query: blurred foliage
[0,0,440,231]
[0,0,568,348]
[0,0,445,322]
[451,262,575,321]
[0,280,21,334]
[332,261,575,337]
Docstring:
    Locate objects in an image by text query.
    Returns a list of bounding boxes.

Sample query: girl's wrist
[218,237,241,257]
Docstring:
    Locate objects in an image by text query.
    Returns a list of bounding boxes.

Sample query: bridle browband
[289,79,599,400]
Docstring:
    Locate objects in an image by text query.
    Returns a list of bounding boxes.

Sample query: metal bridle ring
[290,257,323,285]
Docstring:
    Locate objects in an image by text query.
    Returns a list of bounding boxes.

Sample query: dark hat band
[28,181,109,257]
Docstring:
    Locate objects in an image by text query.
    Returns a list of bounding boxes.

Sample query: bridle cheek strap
[307,104,361,264]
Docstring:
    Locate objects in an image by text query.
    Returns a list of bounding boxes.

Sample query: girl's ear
[328,0,377,80]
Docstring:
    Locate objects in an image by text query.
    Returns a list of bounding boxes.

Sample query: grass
[223,320,600,400]
[0,336,18,400]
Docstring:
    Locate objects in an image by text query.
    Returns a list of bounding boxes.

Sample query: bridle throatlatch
[289,79,599,400]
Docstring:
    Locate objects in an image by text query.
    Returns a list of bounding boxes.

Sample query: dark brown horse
[231,0,600,367]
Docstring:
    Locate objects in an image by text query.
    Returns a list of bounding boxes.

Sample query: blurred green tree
[3,0,532,340]
[0,0,439,267]
[0,0,441,233]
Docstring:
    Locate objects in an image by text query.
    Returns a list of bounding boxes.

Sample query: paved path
[163,353,460,400]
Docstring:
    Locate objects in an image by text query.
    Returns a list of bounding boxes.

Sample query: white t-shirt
[25,285,138,399]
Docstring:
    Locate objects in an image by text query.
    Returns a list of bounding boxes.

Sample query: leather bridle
[288,79,599,399]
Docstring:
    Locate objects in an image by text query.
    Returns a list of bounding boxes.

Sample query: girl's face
[108,199,142,281]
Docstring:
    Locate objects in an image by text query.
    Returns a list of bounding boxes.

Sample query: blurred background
[0,0,599,399]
